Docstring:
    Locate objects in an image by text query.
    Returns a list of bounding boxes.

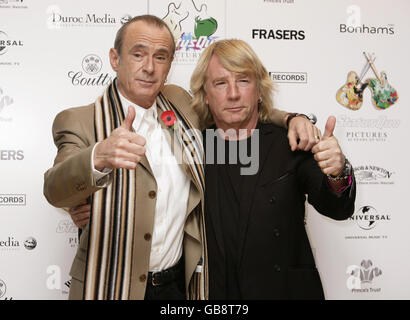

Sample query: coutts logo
[68,54,112,86]
[252,28,305,40]
[340,23,394,35]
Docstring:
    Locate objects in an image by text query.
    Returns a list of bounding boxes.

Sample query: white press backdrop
[0,0,409,299]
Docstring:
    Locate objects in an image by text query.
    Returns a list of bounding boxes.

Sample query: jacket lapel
[237,123,278,267]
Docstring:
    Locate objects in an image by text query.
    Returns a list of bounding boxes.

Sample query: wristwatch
[286,113,314,128]
[327,158,353,181]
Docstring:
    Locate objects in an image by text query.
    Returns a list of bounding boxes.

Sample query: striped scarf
[84,80,207,300]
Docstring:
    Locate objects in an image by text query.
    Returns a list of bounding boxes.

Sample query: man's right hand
[94,106,146,171]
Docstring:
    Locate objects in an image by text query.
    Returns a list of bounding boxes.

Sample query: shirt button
[148,191,156,199]
[269,196,276,204]
[144,233,152,241]
[139,274,147,282]
[274,264,281,272]
[273,228,280,237]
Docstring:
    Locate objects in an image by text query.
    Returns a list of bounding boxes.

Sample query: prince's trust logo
[346,260,382,293]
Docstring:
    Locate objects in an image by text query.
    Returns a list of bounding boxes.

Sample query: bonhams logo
[68,54,112,86]
[340,23,394,35]
[346,260,382,293]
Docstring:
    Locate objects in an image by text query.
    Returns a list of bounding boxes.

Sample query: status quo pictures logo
[335,52,399,143]
[161,0,222,64]
[0,236,37,251]
[0,0,27,9]
[354,165,394,185]
[346,260,382,293]
[46,5,130,29]
[0,87,14,122]
[67,54,112,86]
[269,71,307,84]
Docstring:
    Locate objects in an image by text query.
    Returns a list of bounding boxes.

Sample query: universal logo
[0,0,27,9]
[0,87,14,122]
[0,194,26,206]
[0,236,37,251]
[67,54,112,86]
[346,260,382,293]
[269,72,307,84]
[354,165,394,185]
[349,206,390,231]
[161,0,223,64]
[0,31,23,56]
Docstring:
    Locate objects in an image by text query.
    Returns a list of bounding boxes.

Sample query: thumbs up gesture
[311,116,345,177]
[94,106,146,171]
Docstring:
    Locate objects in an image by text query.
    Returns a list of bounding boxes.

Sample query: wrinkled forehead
[122,21,174,54]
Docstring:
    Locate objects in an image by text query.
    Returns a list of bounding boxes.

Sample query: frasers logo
[68,54,112,86]
[0,31,23,56]
[0,150,24,160]
[349,206,390,231]
[252,29,305,40]
[346,260,382,293]
[354,165,394,185]
[0,194,26,206]
[162,0,221,64]
[269,72,307,84]
[340,23,394,35]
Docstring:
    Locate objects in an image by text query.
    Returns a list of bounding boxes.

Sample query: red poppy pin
[161,110,178,130]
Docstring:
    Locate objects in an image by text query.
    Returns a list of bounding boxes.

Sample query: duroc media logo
[162,0,221,64]
[346,260,382,292]
[0,279,6,298]
[0,31,23,56]
[23,237,37,250]
[349,206,391,230]
[68,54,112,86]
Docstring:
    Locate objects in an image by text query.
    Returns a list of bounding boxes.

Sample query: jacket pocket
[287,267,324,300]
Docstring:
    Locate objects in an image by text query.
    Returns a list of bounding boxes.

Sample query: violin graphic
[336,54,374,110]
[363,52,398,110]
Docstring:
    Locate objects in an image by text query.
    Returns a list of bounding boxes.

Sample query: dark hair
[114,14,176,56]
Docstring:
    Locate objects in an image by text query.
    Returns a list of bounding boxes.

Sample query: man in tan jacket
[44,15,319,300]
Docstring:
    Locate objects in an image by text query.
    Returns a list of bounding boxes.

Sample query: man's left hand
[288,115,322,151]
[311,116,344,176]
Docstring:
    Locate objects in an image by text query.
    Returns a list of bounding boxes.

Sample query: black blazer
[204,122,356,300]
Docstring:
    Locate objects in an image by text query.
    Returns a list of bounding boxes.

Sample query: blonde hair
[190,39,276,128]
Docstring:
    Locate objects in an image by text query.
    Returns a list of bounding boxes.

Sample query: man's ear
[109,48,120,72]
